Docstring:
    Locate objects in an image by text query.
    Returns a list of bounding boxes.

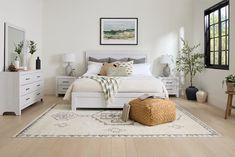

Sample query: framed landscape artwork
[100,18,138,45]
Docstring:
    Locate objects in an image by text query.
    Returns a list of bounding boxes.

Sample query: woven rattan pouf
[129,98,176,126]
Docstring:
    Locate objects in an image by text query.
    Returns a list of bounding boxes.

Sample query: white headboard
[85,50,148,68]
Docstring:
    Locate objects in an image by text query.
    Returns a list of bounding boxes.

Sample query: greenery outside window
[204,0,229,70]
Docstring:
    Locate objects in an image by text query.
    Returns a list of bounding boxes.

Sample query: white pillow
[86,61,103,75]
[132,63,152,76]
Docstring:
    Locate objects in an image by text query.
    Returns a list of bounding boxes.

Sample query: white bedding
[64,74,168,100]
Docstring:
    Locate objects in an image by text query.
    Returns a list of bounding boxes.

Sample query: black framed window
[204,0,229,70]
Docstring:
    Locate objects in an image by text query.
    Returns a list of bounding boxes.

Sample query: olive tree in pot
[176,39,204,100]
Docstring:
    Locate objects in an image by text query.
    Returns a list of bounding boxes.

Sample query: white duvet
[64,74,168,100]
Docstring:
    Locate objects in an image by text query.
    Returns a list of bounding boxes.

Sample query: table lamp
[160,55,172,77]
[63,53,75,76]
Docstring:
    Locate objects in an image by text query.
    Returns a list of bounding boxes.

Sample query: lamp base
[163,64,170,77]
[65,63,73,76]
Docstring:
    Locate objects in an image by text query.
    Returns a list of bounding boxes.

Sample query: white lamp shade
[160,55,172,64]
[63,53,76,63]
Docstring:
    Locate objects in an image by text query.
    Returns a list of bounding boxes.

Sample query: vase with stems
[27,40,37,70]
[14,41,24,69]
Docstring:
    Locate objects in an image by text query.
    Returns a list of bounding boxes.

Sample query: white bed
[68,51,168,110]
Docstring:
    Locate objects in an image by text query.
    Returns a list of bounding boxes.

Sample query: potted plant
[222,74,235,92]
[27,40,37,70]
[14,41,24,68]
[176,39,204,100]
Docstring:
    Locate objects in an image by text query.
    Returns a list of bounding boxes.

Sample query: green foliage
[222,74,235,87]
[28,40,37,55]
[176,39,204,87]
[14,41,24,55]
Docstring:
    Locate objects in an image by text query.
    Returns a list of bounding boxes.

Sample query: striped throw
[79,76,120,102]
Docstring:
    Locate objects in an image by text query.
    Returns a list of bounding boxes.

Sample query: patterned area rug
[15,104,219,138]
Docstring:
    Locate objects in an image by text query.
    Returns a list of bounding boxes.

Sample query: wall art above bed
[100,18,138,45]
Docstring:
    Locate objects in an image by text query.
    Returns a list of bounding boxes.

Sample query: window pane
[214,24,219,37]
[210,13,214,25]
[226,51,229,65]
[222,22,226,36]
[215,38,219,51]
[210,52,214,64]
[227,36,229,50]
[226,21,229,35]
[214,52,219,64]
[226,6,229,20]
[210,26,214,38]
[210,39,214,51]
[214,10,219,23]
[221,7,226,21]
[221,51,226,65]
[222,36,226,50]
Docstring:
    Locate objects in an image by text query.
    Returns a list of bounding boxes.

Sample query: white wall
[0,0,43,71]
[192,0,235,109]
[42,0,193,94]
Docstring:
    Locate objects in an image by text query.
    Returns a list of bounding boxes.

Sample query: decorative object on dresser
[4,23,26,71]
[27,40,37,70]
[222,74,235,92]
[176,39,204,100]
[36,57,41,69]
[56,76,76,96]
[0,70,44,115]
[160,55,173,77]
[159,77,179,97]
[63,53,75,76]
[196,90,208,103]
[100,18,138,45]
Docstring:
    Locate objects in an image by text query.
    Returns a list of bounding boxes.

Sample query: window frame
[204,0,230,70]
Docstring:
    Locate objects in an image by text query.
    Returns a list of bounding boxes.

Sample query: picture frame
[100,18,138,45]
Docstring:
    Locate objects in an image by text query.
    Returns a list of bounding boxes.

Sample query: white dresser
[0,70,44,115]
[56,76,76,96]
[159,77,179,97]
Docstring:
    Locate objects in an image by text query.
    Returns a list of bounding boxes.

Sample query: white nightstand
[159,77,179,97]
[56,76,76,96]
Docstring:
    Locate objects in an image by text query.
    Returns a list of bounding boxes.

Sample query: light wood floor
[0,96,235,157]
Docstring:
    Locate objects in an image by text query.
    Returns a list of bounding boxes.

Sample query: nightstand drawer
[166,88,177,93]
[58,86,69,92]
[58,79,75,86]
[161,80,176,85]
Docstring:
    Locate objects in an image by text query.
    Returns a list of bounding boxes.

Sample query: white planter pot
[196,90,208,103]
[28,55,35,70]
[14,60,20,69]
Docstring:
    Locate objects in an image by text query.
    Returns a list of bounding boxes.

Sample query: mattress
[72,75,166,93]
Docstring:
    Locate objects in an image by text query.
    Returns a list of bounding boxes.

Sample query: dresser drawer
[20,81,43,96]
[58,78,75,86]
[20,90,43,109]
[20,72,43,85]
[166,88,177,94]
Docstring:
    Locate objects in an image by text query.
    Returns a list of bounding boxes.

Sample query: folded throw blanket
[63,76,120,102]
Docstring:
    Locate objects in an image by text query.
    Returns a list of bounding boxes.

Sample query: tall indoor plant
[176,39,204,100]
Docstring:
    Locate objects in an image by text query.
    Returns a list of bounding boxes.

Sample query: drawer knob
[63,88,68,90]
[25,78,30,80]
[62,81,69,83]
[37,84,40,87]
[37,93,40,95]
[26,88,30,91]
[26,98,30,101]
[37,76,40,78]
